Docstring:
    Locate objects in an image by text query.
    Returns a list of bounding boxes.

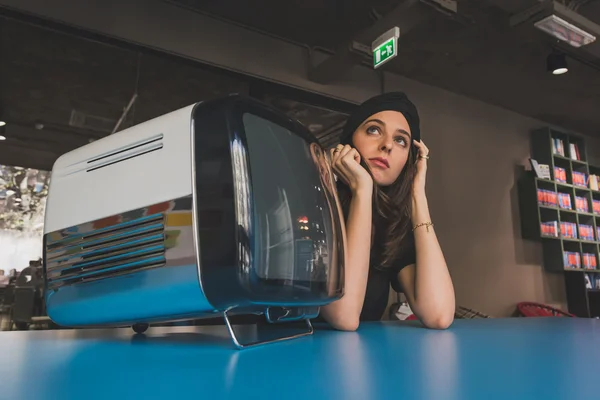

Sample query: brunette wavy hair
[336,135,417,270]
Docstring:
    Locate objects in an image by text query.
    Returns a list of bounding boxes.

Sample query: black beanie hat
[339,91,420,145]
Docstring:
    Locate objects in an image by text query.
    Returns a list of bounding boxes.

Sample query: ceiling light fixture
[0,121,5,127]
[0,135,6,141]
[535,14,596,48]
[510,0,598,48]
[547,52,568,74]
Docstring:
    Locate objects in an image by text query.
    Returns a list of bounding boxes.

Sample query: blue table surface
[0,317,599,400]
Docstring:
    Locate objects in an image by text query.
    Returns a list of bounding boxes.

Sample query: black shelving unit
[518,127,600,317]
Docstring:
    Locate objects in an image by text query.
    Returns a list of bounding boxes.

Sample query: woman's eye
[395,137,407,146]
[366,126,380,135]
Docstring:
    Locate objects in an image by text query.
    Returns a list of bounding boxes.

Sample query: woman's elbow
[330,317,360,332]
[320,306,361,331]
[324,315,360,332]
[422,312,454,330]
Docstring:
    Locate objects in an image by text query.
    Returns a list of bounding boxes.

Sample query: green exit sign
[373,38,396,68]
[372,27,400,69]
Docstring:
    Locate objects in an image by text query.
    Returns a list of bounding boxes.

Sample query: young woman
[320,91,455,331]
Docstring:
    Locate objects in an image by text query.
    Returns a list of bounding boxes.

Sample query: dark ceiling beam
[0,142,58,170]
[2,122,91,153]
[1,136,72,156]
[308,0,435,84]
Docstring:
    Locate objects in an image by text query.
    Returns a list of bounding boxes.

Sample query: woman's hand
[412,139,430,197]
[321,144,374,331]
[329,144,373,195]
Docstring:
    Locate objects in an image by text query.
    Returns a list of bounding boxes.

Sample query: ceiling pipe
[112,93,138,134]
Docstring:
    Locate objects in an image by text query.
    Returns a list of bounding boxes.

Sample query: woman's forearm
[409,192,455,327]
[320,188,373,331]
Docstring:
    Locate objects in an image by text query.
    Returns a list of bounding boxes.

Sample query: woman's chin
[372,172,394,187]
[374,179,394,187]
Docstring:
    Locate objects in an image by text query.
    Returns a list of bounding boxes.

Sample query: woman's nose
[380,140,392,153]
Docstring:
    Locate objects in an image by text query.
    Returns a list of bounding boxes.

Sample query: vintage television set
[42,95,345,348]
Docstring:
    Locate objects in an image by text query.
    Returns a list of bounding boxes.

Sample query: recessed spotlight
[0,135,6,141]
[553,67,568,75]
[0,121,5,127]
[547,52,568,75]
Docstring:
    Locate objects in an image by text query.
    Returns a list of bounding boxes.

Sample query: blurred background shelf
[519,126,600,318]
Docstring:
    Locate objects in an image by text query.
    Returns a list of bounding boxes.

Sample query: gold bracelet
[413,221,434,232]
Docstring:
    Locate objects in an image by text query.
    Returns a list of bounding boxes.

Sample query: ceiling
[0,14,354,170]
[1,0,600,170]
[170,0,600,134]
[0,16,251,169]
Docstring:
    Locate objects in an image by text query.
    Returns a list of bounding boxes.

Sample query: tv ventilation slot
[46,213,166,289]
[86,134,164,172]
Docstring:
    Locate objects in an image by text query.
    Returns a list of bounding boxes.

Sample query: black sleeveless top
[359,235,416,321]
[334,181,416,321]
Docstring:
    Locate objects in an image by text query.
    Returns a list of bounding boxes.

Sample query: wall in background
[384,73,600,317]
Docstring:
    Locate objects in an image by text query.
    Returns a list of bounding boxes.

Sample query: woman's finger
[330,146,346,169]
[335,150,358,180]
[350,148,361,164]
[330,145,371,189]
[330,145,343,164]
[329,148,338,164]
[331,144,342,157]
[336,145,353,161]
[334,146,352,170]
[413,141,430,163]
[331,161,352,186]
[414,140,429,155]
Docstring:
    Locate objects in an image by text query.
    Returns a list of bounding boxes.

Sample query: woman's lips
[369,158,389,169]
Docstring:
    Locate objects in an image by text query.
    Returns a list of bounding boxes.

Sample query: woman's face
[351,110,412,186]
